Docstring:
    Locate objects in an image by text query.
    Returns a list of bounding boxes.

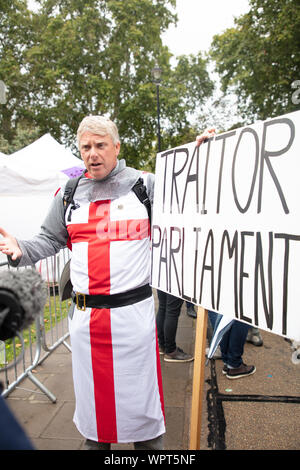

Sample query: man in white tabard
[0,116,212,449]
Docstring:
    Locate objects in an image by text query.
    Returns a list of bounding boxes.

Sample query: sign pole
[189,306,208,450]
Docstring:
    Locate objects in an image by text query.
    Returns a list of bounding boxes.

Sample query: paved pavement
[2,295,300,451]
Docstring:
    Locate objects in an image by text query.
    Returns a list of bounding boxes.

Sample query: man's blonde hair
[77,115,120,146]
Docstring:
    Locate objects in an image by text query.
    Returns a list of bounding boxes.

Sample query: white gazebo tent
[0,134,85,274]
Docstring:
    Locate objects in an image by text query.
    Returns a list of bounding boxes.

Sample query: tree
[0,123,41,154]
[0,0,214,166]
[210,0,300,122]
[0,1,38,143]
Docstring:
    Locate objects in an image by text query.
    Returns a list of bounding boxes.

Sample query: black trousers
[156,290,183,353]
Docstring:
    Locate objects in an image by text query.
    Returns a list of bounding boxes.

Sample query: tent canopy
[0,133,85,176]
[0,134,85,241]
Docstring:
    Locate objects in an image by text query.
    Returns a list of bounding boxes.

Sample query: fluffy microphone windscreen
[0,269,47,330]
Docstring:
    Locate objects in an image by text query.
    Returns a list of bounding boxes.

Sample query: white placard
[151,111,300,341]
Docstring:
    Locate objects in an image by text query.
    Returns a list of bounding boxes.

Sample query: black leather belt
[71,284,152,311]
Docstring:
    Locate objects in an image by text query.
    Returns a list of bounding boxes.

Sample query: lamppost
[0,80,7,104]
[152,62,162,153]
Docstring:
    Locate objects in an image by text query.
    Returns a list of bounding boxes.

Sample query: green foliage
[0,123,41,154]
[210,0,300,121]
[0,1,36,142]
[0,0,214,167]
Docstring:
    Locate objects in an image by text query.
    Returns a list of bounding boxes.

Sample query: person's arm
[0,189,69,267]
[0,228,22,261]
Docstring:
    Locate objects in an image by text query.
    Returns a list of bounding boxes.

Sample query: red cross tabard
[67,200,150,295]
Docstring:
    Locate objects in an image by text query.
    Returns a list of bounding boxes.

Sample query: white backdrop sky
[161,1,251,129]
[162,0,250,56]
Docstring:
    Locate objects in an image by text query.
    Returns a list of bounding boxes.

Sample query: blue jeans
[156,290,183,353]
[208,311,250,368]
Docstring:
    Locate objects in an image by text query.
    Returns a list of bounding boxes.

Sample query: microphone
[0,269,47,341]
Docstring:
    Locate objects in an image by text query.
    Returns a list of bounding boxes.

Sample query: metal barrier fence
[0,249,71,403]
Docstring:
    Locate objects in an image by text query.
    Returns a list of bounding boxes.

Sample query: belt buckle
[76,292,86,311]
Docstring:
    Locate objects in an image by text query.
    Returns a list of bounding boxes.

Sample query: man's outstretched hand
[0,227,22,260]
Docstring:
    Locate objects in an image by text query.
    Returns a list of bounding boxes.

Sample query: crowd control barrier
[0,249,71,403]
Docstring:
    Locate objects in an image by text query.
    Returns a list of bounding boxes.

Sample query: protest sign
[151,111,300,342]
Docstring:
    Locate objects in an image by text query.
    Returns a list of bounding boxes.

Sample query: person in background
[156,291,193,363]
[0,382,34,450]
[247,327,263,346]
[186,301,197,319]
[208,311,256,379]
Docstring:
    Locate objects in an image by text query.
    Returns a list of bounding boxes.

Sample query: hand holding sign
[196,128,216,146]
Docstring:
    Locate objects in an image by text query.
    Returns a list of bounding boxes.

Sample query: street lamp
[152,62,162,153]
[0,80,7,104]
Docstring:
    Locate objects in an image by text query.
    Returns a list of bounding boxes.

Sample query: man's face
[79,131,120,179]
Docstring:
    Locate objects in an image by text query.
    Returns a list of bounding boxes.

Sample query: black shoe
[164,347,194,363]
[222,364,228,375]
[186,306,197,318]
[226,363,256,379]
